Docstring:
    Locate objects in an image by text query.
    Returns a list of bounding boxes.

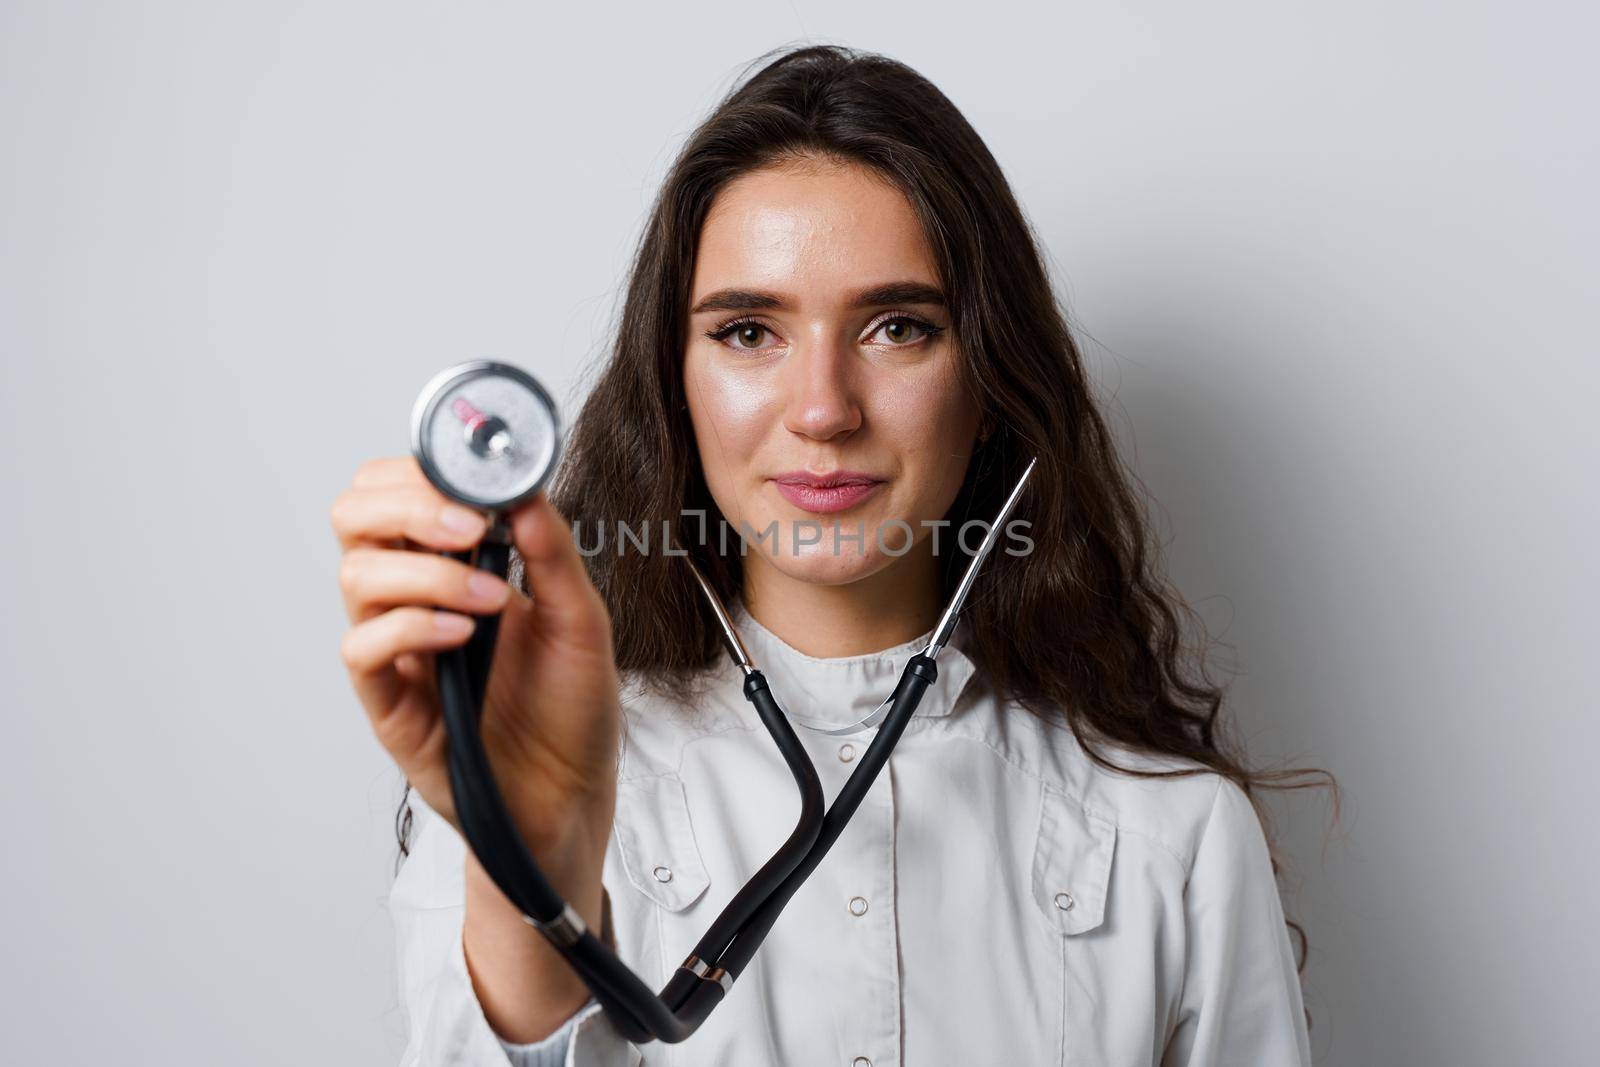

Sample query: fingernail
[467,571,509,606]
[439,505,486,536]
[433,612,474,636]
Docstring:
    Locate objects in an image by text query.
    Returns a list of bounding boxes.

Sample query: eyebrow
[689,281,947,315]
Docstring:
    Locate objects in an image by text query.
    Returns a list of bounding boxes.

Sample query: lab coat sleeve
[493,998,586,1065]
[390,795,643,1066]
[1160,778,1313,1067]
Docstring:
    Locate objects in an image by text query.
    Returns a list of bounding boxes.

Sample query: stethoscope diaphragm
[410,360,561,511]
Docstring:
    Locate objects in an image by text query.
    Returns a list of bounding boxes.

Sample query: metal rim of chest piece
[410,360,562,512]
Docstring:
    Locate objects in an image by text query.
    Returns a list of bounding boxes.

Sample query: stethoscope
[410,360,1036,1044]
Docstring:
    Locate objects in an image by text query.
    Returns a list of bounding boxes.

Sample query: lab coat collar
[728,602,980,728]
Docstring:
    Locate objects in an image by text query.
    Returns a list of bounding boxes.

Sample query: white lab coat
[389,605,1312,1066]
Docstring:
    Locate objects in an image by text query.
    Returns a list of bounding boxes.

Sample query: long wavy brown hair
[398,42,1335,980]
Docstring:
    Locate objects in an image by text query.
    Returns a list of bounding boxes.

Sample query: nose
[780,332,863,442]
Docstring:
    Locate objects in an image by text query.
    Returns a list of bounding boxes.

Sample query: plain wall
[2,2,1594,1063]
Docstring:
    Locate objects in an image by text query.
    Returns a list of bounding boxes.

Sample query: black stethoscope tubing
[439,534,826,1042]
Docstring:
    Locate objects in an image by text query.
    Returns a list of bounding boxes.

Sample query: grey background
[2,2,1594,1064]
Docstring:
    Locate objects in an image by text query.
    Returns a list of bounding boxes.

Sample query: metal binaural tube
[924,456,1037,659]
[685,558,757,675]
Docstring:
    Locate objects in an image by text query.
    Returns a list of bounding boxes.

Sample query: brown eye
[883,320,918,343]
[705,317,779,353]
[865,315,943,347]
[732,324,769,349]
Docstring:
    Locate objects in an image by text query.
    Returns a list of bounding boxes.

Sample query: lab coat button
[653,866,673,883]
[838,743,856,763]
[848,895,869,916]
[852,1058,872,1067]
[1054,891,1075,911]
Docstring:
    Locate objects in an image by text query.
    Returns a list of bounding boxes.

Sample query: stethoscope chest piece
[410,360,561,511]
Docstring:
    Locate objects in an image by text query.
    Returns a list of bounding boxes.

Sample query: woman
[332,44,1324,1066]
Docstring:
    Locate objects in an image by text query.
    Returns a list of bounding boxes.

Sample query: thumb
[508,493,608,641]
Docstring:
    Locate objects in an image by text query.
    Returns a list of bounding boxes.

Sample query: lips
[770,471,885,514]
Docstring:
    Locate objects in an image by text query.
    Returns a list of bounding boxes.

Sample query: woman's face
[683,159,981,589]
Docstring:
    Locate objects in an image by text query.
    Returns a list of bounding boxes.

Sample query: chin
[740,516,892,587]
[775,547,887,587]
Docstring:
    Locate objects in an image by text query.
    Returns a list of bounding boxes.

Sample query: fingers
[330,484,488,552]
[350,456,428,490]
[339,545,512,624]
[340,606,475,712]
[509,493,610,641]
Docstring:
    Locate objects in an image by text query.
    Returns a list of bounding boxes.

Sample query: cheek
[684,355,780,496]
[689,364,770,429]
[866,361,979,461]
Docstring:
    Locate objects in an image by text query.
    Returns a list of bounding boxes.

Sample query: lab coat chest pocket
[1031,784,1116,935]
[613,774,712,912]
